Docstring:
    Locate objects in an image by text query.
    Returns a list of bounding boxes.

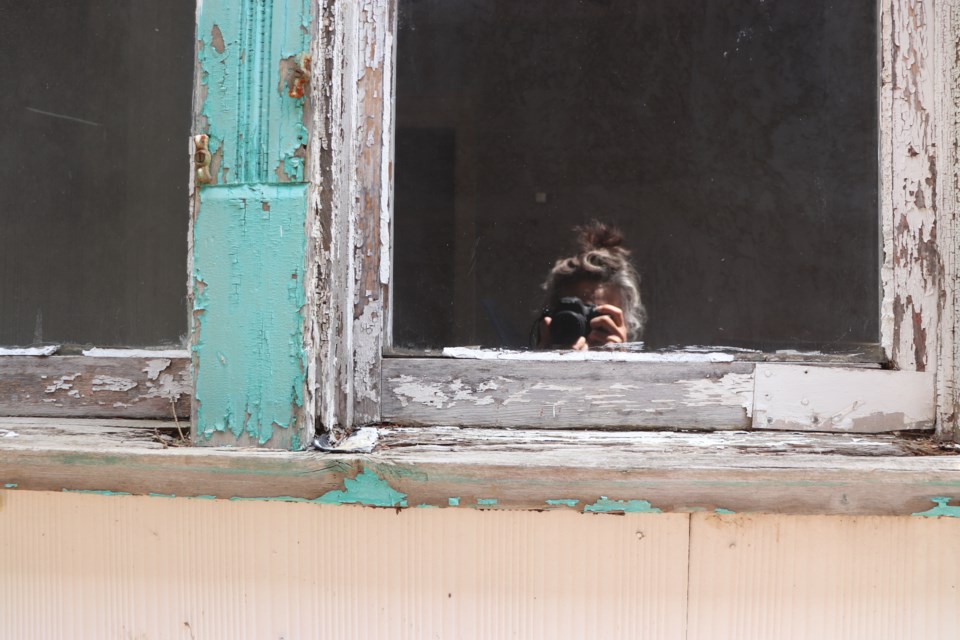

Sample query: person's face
[562,278,623,310]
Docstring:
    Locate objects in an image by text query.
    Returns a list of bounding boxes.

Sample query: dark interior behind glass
[0,2,193,348]
[393,0,878,352]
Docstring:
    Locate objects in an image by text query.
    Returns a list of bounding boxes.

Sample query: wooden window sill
[2,418,960,517]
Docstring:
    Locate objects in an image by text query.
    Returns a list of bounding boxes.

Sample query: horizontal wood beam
[383,358,755,430]
[0,356,190,419]
[3,419,960,516]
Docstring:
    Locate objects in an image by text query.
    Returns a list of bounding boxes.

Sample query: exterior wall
[2,490,959,639]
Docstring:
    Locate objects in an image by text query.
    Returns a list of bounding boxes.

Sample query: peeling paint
[476,498,498,506]
[912,497,960,517]
[3,484,17,489]
[714,508,736,515]
[448,497,460,507]
[546,499,579,507]
[678,373,754,417]
[315,469,407,507]
[0,346,58,356]
[193,185,308,447]
[196,0,311,185]
[45,374,79,394]
[583,497,662,514]
[142,359,172,381]
[441,347,735,363]
[91,376,138,393]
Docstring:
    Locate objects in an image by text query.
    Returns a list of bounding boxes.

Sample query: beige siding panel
[0,491,688,639]
[687,513,960,640]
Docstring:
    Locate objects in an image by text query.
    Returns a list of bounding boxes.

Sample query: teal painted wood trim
[193,184,308,449]
[196,0,311,184]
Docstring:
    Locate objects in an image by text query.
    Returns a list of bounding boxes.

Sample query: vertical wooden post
[190,0,316,449]
[315,0,396,442]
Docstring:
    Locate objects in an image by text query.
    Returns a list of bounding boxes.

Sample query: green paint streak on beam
[448,497,460,507]
[583,496,662,514]
[913,497,960,517]
[316,469,408,508]
[62,489,132,497]
[476,499,498,506]
[546,499,579,507]
[196,0,311,184]
[228,469,408,508]
[714,508,736,515]
[416,503,437,509]
[191,495,218,500]
[194,184,307,448]
[3,483,17,489]
[148,493,177,499]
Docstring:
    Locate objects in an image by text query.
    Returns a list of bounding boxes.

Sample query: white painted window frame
[315,0,960,441]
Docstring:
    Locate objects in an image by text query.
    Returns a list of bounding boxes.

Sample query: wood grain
[383,358,756,430]
[2,419,960,515]
[0,357,189,419]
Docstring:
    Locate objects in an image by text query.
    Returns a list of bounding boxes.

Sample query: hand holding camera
[537,296,628,350]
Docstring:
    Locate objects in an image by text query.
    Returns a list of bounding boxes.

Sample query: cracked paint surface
[196,0,311,184]
[193,184,308,446]
[912,497,960,517]
[584,497,662,514]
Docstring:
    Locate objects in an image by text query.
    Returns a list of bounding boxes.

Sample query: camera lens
[550,310,589,346]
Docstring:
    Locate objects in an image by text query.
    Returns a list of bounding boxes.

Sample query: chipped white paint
[354,304,381,405]
[753,365,935,433]
[441,347,735,363]
[313,0,394,441]
[45,374,80,394]
[91,376,138,393]
[142,372,190,402]
[142,359,172,381]
[879,0,943,374]
[933,0,960,441]
[82,349,190,359]
[378,27,394,287]
[677,373,754,417]
[0,346,59,356]
[384,359,754,430]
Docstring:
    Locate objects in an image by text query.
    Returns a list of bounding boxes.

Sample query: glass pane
[393,0,878,352]
[0,2,194,348]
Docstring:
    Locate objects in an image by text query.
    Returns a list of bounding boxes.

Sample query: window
[0,1,194,420]
[1,0,958,517]
[315,0,951,441]
[393,0,879,354]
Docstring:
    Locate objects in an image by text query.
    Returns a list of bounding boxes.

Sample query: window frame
[0,0,955,443]
[316,0,959,441]
[2,0,960,517]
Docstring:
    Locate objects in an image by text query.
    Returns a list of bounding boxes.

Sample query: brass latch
[288,55,311,99]
[193,134,212,185]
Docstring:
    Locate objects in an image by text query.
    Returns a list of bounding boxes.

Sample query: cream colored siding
[2,490,959,639]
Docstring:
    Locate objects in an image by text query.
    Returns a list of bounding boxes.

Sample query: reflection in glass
[393,0,878,352]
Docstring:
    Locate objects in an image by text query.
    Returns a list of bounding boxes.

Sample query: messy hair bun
[541,220,646,341]
[577,220,626,253]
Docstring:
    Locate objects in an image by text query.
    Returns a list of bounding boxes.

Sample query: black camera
[545,297,598,346]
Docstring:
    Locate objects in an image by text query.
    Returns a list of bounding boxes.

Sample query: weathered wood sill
[2,418,960,517]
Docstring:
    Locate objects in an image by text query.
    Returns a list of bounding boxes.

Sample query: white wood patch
[752,364,934,432]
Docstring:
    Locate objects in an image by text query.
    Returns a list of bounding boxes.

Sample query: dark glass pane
[394,0,878,351]
[0,2,194,347]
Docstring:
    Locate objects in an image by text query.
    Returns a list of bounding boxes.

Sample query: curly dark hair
[540,220,647,340]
